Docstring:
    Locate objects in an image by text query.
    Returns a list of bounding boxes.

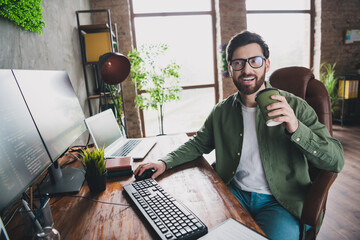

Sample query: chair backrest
[269,66,333,135]
[269,66,333,181]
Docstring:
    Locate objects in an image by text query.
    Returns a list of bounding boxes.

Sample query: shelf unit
[75,9,119,116]
[334,74,360,126]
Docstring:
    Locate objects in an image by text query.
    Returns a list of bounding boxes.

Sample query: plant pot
[85,170,107,193]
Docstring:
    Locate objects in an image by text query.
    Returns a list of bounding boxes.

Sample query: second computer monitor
[13,69,87,195]
[13,70,87,161]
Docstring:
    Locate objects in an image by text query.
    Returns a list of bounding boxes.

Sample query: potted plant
[81,147,107,193]
[319,62,339,115]
[128,43,181,135]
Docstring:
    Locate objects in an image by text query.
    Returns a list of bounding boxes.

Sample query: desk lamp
[98,52,131,135]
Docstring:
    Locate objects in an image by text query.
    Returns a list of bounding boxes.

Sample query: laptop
[85,109,156,159]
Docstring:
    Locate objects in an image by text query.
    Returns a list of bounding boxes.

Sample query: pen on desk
[40,193,49,209]
[30,186,33,209]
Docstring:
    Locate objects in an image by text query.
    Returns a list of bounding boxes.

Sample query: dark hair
[226,31,269,64]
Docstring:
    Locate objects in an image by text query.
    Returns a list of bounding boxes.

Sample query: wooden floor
[317,124,360,240]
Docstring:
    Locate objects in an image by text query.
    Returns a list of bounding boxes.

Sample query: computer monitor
[0,70,52,216]
[13,69,87,196]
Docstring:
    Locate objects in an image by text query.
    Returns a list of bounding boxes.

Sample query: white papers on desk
[200,218,269,240]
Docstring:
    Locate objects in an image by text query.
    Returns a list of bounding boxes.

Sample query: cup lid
[255,87,280,98]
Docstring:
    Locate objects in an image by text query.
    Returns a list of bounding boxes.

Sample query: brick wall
[92,0,143,138]
[217,0,247,99]
[320,0,360,75]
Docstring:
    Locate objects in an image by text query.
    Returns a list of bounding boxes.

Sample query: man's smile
[240,75,256,85]
[242,76,255,81]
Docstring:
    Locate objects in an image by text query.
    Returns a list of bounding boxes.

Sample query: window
[130,0,217,136]
[132,0,211,13]
[246,0,313,77]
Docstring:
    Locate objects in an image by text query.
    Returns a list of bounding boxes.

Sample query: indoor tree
[128,43,181,135]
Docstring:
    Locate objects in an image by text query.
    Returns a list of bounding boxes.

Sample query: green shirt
[160,84,344,219]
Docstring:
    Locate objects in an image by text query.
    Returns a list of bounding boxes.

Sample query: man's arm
[162,117,216,170]
[135,108,216,178]
[269,94,344,172]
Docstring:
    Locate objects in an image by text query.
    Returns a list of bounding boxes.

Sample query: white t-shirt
[232,103,272,195]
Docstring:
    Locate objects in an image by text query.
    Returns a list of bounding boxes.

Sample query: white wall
[0,0,93,144]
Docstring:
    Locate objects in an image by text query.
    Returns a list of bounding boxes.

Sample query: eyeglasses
[230,56,266,71]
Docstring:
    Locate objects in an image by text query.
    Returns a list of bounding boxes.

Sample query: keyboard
[113,139,141,156]
[124,179,208,240]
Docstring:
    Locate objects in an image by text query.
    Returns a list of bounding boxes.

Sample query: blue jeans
[228,183,300,240]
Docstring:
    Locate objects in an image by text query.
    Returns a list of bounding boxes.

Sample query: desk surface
[9,134,265,239]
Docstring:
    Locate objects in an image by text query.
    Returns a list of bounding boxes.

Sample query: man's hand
[267,94,299,134]
[134,161,166,179]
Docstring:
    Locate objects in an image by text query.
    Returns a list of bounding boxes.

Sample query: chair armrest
[301,170,338,227]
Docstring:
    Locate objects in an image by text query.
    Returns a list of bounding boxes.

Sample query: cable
[60,151,81,168]
[67,195,131,207]
[50,194,131,208]
[4,194,131,235]
[59,145,93,168]
[86,132,91,146]
[68,145,86,153]
[4,204,21,227]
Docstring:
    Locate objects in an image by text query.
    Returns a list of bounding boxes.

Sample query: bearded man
[135,31,344,240]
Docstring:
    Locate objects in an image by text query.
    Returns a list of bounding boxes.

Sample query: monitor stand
[36,160,85,196]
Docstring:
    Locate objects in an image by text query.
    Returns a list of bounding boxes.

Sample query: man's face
[229,43,270,96]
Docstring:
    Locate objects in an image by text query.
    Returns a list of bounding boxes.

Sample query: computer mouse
[135,168,156,181]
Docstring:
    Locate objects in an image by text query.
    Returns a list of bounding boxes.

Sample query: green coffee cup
[255,88,282,127]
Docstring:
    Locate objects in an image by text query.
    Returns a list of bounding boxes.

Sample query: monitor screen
[13,69,87,196]
[0,70,52,214]
[13,70,87,161]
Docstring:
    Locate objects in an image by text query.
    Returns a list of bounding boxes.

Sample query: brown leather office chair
[269,66,338,240]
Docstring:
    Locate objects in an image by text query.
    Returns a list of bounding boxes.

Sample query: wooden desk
[9,134,265,239]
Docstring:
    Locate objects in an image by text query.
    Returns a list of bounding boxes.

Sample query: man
[134,31,344,240]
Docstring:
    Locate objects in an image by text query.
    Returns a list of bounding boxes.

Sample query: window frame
[246,0,315,68]
[129,0,219,136]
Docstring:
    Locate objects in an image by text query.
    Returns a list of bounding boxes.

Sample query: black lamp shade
[98,52,131,85]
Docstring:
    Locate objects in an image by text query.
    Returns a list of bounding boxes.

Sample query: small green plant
[81,147,106,176]
[128,43,181,135]
[0,0,46,34]
[319,62,338,114]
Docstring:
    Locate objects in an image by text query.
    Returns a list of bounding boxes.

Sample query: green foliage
[319,62,338,113]
[128,43,182,111]
[128,43,181,135]
[81,147,106,176]
[220,44,229,77]
[108,84,123,126]
[0,0,46,34]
